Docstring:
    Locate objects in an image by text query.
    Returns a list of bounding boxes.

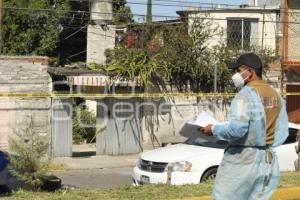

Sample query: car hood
[141,143,222,163]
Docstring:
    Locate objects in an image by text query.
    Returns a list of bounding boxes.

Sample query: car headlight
[166,161,192,172]
[136,158,142,169]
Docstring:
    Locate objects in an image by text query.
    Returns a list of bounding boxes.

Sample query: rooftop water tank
[90,0,113,24]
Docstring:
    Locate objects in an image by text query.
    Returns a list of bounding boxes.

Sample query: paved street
[54,167,133,189]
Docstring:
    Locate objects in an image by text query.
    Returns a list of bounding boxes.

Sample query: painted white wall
[250,0,283,7]
[189,10,278,51]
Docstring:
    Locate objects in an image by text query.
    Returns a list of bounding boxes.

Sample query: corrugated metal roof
[47,65,107,76]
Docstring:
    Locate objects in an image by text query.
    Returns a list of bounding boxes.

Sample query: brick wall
[288,9,300,61]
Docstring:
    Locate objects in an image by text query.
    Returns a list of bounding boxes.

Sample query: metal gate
[96,97,143,155]
[52,98,73,157]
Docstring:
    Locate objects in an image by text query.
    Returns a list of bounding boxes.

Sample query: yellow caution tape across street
[0,92,299,98]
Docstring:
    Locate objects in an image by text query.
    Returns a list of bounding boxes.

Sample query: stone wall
[0,56,52,150]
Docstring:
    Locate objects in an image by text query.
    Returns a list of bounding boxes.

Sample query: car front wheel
[200,167,218,183]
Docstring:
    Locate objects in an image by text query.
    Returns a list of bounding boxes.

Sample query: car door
[276,128,299,171]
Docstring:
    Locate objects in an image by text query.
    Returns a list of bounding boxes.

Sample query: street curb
[52,155,139,170]
[180,187,300,200]
[49,163,65,172]
[272,187,300,200]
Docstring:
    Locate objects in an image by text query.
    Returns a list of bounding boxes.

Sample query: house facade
[177,8,279,52]
[250,0,300,67]
[282,0,300,113]
[177,7,282,89]
[181,1,300,113]
[250,0,300,112]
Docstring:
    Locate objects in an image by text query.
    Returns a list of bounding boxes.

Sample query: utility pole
[146,0,152,23]
[281,0,289,93]
[213,63,218,116]
[213,65,217,93]
[261,4,266,48]
[0,0,3,54]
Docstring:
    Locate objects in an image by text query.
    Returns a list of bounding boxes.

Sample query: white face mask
[232,70,249,88]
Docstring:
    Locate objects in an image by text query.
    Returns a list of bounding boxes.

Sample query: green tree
[145,19,233,93]
[154,19,227,92]
[89,45,167,86]
[9,116,51,190]
[59,0,89,65]
[91,17,275,93]
[112,0,133,25]
[73,104,96,144]
[2,0,70,59]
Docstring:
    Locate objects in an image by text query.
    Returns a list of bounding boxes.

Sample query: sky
[128,0,248,21]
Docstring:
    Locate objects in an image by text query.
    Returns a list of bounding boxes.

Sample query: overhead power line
[66,0,300,14]
[2,3,299,14]
[67,0,269,9]
[68,0,241,7]
[2,6,300,25]
[60,24,88,41]
[67,0,300,12]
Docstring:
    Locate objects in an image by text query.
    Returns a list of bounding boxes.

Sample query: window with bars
[227,18,259,50]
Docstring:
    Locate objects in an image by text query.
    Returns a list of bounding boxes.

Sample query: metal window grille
[227,18,259,50]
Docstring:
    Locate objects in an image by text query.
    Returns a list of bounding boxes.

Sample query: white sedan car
[132,125,299,186]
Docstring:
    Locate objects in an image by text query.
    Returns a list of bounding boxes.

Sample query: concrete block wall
[141,94,231,149]
[142,75,283,149]
[87,25,116,65]
[0,56,52,151]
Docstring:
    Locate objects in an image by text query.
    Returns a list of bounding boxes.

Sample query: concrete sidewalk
[52,144,141,170]
[53,154,140,170]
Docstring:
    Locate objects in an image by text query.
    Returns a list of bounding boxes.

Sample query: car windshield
[185,137,228,149]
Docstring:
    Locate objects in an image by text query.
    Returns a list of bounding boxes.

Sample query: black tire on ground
[0,184,11,196]
[200,167,218,183]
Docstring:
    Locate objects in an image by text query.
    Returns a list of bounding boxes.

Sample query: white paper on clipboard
[179,111,220,139]
[187,111,219,127]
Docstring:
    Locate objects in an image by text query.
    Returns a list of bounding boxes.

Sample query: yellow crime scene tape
[0,92,299,98]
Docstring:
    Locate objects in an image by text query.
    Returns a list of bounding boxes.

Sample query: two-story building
[177,6,281,89]
[249,0,300,113]
[177,6,279,51]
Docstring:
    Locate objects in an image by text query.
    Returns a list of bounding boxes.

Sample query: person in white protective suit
[201,53,289,200]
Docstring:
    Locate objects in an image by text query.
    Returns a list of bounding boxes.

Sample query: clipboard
[179,111,219,139]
